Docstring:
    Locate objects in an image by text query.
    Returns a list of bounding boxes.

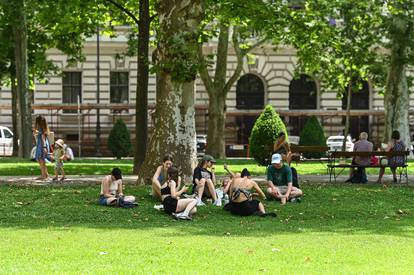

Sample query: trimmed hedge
[249,105,288,166]
[107,118,132,159]
[299,116,326,158]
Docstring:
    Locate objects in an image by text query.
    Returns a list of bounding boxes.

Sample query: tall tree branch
[197,43,214,92]
[104,0,139,25]
[223,27,244,93]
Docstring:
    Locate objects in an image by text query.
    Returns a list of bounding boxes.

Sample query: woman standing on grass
[228,169,276,217]
[33,115,51,180]
[161,166,197,220]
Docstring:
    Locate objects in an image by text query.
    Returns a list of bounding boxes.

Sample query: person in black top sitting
[192,155,221,206]
[228,169,276,217]
[161,166,197,220]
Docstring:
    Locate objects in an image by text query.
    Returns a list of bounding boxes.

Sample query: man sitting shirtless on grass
[266,153,303,204]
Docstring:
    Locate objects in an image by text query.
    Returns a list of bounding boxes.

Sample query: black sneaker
[260,213,277,218]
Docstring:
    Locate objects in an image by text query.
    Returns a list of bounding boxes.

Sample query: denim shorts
[99,195,108,206]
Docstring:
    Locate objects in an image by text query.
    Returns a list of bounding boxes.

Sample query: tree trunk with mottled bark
[384,29,410,147]
[137,0,204,184]
[12,0,32,158]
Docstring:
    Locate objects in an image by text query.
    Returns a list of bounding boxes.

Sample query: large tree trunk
[137,0,204,184]
[12,0,32,158]
[384,38,410,147]
[199,25,246,158]
[133,0,150,174]
[205,24,229,158]
[207,92,226,157]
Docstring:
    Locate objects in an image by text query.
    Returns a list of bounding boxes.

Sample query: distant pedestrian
[33,115,51,180]
[52,139,66,181]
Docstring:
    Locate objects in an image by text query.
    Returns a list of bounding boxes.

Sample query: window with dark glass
[289,74,317,110]
[341,81,369,110]
[342,80,370,139]
[110,72,129,104]
[62,72,82,113]
[289,74,317,135]
[236,74,264,110]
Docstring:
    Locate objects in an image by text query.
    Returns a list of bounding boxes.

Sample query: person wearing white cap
[266,153,302,204]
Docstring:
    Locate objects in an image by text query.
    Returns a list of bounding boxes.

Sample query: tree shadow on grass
[0,184,413,238]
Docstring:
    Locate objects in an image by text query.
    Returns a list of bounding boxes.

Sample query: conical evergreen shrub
[299,116,326,158]
[108,118,132,159]
[249,105,288,166]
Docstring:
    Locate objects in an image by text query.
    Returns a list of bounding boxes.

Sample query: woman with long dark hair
[161,167,197,220]
[33,115,50,180]
[377,130,406,183]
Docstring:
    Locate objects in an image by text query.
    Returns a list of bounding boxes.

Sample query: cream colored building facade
[1,32,413,156]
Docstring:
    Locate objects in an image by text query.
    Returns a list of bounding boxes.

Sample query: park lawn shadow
[0,183,413,238]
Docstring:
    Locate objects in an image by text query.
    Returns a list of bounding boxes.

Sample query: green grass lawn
[0,183,413,273]
[0,157,412,177]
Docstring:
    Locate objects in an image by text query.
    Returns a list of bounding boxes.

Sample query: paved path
[0,174,412,185]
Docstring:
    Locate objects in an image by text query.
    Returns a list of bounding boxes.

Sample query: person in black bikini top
[161,167,198,220]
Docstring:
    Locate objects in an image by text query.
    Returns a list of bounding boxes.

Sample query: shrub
[249,105,288,166]
[299,116,326,158]
[108,118,132,159]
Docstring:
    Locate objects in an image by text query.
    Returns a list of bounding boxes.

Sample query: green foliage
[249,105,288,166]
[107,119,132,159]
[299,116,326,158]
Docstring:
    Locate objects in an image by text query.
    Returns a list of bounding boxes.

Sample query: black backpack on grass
[291,167,300,188]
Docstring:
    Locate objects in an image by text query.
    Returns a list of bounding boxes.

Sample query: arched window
[289,74,317,135]
[342,80,370,139]
[236,74,264,110]
[289,74,317,110]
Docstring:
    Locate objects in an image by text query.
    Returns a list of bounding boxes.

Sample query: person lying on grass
[99,168,136,206]
[161,166,197,220]
[227,168,276,217]
[266,153,302,205]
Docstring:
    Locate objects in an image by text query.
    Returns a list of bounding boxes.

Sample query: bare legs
[377,167,397,183]
[176,198,198,216]
[37,159,49,180]
[266,187,303,204]
[195,178,218,201]
[151,181,162,201]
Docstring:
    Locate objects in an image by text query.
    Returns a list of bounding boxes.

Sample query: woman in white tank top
[99,168,135,206]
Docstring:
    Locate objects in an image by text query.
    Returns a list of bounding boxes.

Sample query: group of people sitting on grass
[98,152,303,221]
[98,129,406,220]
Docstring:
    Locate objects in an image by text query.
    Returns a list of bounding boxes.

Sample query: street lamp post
[95,26,101,156]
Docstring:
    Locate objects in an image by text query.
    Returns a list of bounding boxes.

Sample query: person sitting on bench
[377,130,406,184]
[346,132,373,183]
[273,132,292,166]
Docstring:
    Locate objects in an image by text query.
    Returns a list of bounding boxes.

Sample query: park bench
[290,145,330,162]
[327,150,409,184]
